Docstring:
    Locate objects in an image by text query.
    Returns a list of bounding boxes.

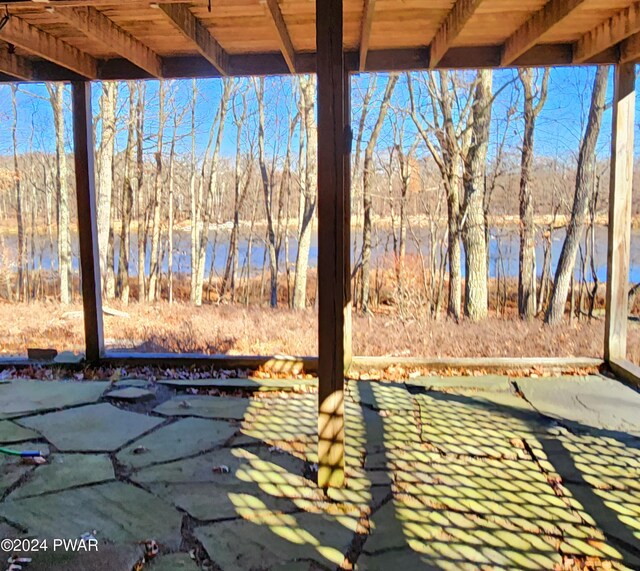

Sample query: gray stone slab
[0,482,183,549]
[0,441,50,495]
[17,404,163,452]
[0,420,40,443]
[18,544,143,571]
[159,377,316,392]
[154,395,250,420]
[195,510,358,570]
[105,387,155,401]
[0,381,109,419]
[8,454,114,499]
[148,553,199,571]
[517,376,640,436]
[406,375,512,392]
[132,447,313,521]
[117,418,237,469]
[113,379,151,389]
[348,382,415,411]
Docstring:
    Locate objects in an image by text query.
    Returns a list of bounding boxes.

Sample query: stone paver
[112,379,151,388]
[105,387,155,400]
[0,442,50,495]
[0,381,108,419]
[0,376,636,570]
[148,553,199,570]
[23,544,143,571]
[158,377,316,392]
[195,510,359,570]
[154,395,250,420]
[0,420,41,443]
[517,375,640,436]
[8,454,114,499]
[406,374,512,392]
[0,482,183,549]
[17,403,163,452]
[132,447,314,520]
[117,417,237,469]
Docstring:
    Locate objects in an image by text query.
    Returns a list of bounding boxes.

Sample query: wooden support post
[71,81,104,362]
[605,63,635,362]
[344,69,353,370]
[317,0,346,489]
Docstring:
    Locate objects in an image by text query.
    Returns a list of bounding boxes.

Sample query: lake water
[2,225,640,284]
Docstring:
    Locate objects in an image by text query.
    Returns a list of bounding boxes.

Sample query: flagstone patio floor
[0,373,638,570]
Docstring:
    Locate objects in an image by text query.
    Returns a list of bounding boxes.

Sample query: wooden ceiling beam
[574,3,640,63]
[0,47,33,81]
[359,0,376,71]
[620,30,640,62]
[158,3,228,76]
[501,0,587,65]
[430,0,485,68]
[264,0,296,74]
[55,6,163,77]
[0,14,97,78]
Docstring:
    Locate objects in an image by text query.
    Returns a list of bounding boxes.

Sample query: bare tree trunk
[360,74,398,312]
[546,67,608,325]
[255,77,279,308]
[518,68,549,319]
[118,83,138,304]
[47,84,72,305]
[11,86,25,302]
[462,69,492,321]
[148,81,166,302]
[136,82,147,302]
[96,83,117,298]
[293,75,317,309]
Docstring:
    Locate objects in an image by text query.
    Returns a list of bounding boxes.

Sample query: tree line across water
[0,67,638,328]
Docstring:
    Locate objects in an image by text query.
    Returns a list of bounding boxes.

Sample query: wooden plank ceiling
[0,0,638,81]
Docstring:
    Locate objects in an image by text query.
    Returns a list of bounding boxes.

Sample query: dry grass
[1,299,638,363]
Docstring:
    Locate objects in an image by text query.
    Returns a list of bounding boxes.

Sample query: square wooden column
[605,63,635,362]
[317,0,348,488]
[71,81,104,363]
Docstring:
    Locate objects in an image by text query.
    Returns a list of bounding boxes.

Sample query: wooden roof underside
[0,0,639,82]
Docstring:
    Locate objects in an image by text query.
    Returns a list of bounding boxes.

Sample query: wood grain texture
[317,0,346,489]
[0,15,97,77]
[501,0,587,65]
[264,0,296,73]
[430,0,484,67]
[55,6,163,77]
[0,48,33,80]
[605,63,635,362]
[574,2,640,63]
[71,82,104,362]
[359,0,376,71]
[158,3,229,75]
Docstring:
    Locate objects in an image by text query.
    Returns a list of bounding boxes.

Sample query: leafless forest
[0,68,639,361]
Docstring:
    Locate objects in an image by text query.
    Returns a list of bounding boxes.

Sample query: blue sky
[0,65,630,165]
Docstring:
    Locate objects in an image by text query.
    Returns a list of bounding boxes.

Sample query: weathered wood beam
[317,0,346,489]
[0,47,33,80]
[359,0,376,71]
[71,82,104,362]
[502,0,587,65]
[264,0,296,73]
[574,3,640,63]
[620,30,640,63]
[0,14,97,78]
[158,3,228,76]
[430,0,484,68]
[55,6,163,77]
[605,63,635,362]
[608,358,640,389]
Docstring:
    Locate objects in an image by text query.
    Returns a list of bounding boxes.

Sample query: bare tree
[517,68,549,319]
[546,66,609,325]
